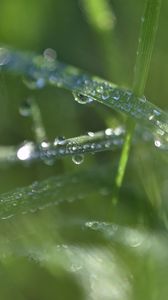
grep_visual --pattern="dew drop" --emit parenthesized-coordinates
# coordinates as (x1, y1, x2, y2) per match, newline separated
(0, 48, 10, 66)
(72, 154, 84, 165)
(19, 99, 32, 117)
(88, 131, 95, 137)
(105, 128, 113, 136)
(73, 92, 93, 104)
(102, 91, 110, 100)
(96, 86, 104, 94)
(41, 141, 50, 149)
(112, 90, 120, 101)
(17, 142, 35, 161)
(23, 76, 46, 90)
(54, 136, 66, 146)
(149, 114, 154, 121)
(154, 139, 162, 148)
(43, 48, 57, 62)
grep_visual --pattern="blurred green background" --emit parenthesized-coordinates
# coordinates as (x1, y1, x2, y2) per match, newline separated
(0, 0, 168, 299)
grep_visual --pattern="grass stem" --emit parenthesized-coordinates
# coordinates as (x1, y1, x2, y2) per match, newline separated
(113, 0, 162, 203)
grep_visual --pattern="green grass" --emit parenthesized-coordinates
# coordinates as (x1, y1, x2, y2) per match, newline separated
(0, 1, 168, 299)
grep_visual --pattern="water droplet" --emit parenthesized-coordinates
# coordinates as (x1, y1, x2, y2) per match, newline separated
(149, 114, 154, 121)
(112, 90, 120, 101)
(114, 126, 124, 136)
(154, 139, 162, 148)
(153, 109, 161, 116)
(19, 99, 32, 117)
(17, 142, 35, 161)
(54, 136, 66, 146)
(96, 86, 104, 94)
(43, 48, 57, 62)
(105, 128, 113, 136)
(0, 48, 10, 66)
(73, 92, 93, 104)
(72, 154, 84, 165)
(23, 76, 46, 90)
(41, 141, 50, 149)
(102, 91, 109, 100)
(88, 131, 95, 137)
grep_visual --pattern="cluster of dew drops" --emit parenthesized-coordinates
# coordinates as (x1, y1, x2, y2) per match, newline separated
(0, 46, 167, 164)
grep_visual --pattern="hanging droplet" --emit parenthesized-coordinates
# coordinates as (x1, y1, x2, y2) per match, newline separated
(23, 76, 46, 90)
(72, 154, 84, 165)
(43, 48, 57, 62)
(17, 142, 35, 161)
(19, 99, 32, 117)
(102, 91, 110, 100)
(0, 48, 10, 66)
(73, 92, 93, 104)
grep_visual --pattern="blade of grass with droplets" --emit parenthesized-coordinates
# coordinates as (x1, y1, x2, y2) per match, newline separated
(0, 127, 125, 165)
(113, 0, 162, 203)
(0, 42, 167, 148)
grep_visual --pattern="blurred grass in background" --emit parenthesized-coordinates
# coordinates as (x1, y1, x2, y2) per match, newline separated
(0, 0, 168, 299)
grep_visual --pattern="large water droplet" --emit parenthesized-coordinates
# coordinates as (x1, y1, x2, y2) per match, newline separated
(17, 142, 35, 161)
(72, 154, 84, 165)
(73, 92, 93, 104)
(0, 48, 10, 66)
(43, 48, 57, 62)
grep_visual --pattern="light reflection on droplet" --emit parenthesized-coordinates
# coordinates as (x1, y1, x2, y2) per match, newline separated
(88, 131, 95, 137)
(17, 142, 34, 161)
(41, 141, 50, 149)
(105, 128, 113, 136)
(154, 139, 162, 148)
(73, 92, 93, 104)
